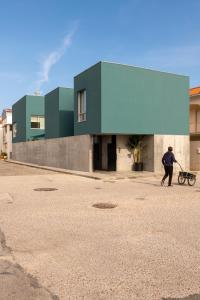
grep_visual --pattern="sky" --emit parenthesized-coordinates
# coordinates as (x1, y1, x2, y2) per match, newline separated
(0, 0, 200, 112)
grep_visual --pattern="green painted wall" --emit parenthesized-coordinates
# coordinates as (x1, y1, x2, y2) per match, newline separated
(45, 87, 74, 139)
(74, 62, 101, 135)
(101, 62, 189, 135)
(74, 62, 189, 136)
(12, 95, 45, 143)
(26, 95, 45, 140)
(12, 97, 26, 143)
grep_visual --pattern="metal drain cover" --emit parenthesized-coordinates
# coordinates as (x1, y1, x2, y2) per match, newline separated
(92, 202, 117, 209)
(34, 188, 58, 192)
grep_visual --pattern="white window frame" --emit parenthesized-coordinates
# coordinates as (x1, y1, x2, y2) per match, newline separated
(30, 116, 45, 129)
(78, 90, 86, 122)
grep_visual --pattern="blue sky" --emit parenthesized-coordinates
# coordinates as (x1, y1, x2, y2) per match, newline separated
(0, 0, 200, 112)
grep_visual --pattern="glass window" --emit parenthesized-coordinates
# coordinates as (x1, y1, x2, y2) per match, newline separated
(78, 90, 86, 122)
(13, 123, 17, 138)
(31, 116, 45, 129)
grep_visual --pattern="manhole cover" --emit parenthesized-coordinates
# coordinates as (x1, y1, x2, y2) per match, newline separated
(34, 188, 58, 192)
(135, 197, 145, 200)
(92, 202, 117, 209)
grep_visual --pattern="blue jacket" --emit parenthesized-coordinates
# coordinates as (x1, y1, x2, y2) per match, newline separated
(162, 151, 177, 167)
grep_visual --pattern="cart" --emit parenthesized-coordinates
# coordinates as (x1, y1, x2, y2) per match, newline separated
(177, 163, 196, 186)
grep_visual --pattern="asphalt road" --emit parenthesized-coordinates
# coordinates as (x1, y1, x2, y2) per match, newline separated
(0, 161, 59, 299)
(1, 160, 200, 300)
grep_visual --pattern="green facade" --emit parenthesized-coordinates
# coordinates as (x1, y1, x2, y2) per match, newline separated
(45, 87, 74, 139)
(12, 95, 45, 143)
(74, 62, 189, 136)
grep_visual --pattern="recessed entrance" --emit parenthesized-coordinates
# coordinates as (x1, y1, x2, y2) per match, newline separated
(93, 135, 116, 171)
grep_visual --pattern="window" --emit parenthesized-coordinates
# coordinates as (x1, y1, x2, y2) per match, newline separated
(31, 116, 45, 129)
(196, 110, 200, 132)
(78, 90, 86, 122)
(13, 123, 17, 138)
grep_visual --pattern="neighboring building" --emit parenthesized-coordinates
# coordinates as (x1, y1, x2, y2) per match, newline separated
(0, 117, 3, 153)
(45, 87, 74, 139)
(2, 109, 12, 158)
(190, 86, 200, 170)
(74, 61, 189, 172)
(12, 95, 45, 143)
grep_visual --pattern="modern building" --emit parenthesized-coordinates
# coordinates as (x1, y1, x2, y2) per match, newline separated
(190, 86, 200, 170)
(2, 109, 12, 158)
(74, 61, 189, 172)
(45, 87, 74, 139)
(12, 62, 190, 173)
(12, 95, 45, 143)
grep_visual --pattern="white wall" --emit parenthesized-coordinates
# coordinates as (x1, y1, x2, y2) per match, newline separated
(116, 135, 189, 173)
(154, 135, 190, 173)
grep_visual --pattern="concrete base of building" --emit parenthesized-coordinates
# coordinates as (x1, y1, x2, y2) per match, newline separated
(12, 135, 93, 172)
(190, 140, 200, 171)
(12, 134, 189, 174)
(116, 134, 189, 173)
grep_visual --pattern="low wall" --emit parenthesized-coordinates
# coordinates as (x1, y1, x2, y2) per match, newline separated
(12, 135, 93, 172)
(190, 140, 200, 171)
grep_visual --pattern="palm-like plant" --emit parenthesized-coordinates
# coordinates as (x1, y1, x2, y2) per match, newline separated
(127, 135, 144, 163)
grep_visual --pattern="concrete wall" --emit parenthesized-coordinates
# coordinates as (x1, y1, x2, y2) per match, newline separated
(116, 135, 154, 172)
(154, 135, 190, 173)
(12, 135, 93, 172)
(116, 134, 189, 173)
(190, 140, 200, 171)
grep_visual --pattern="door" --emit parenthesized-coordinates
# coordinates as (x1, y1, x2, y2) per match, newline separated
(93, 136, 102, 170)
(107, 135, 116, 171)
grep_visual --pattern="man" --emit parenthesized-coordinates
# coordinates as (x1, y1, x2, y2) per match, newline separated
(161, 146, 177, 187)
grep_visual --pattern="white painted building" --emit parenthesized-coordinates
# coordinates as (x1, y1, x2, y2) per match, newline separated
(2, 109, 12, 159)
(0, 117, 3, 154)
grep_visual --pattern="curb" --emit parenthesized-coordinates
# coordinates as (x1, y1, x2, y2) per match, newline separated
(6, 160, 101, 180)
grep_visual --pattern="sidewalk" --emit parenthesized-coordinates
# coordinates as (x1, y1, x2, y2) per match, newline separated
(7, 160, 158, 180)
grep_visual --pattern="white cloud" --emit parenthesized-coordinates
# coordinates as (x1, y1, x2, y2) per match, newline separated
(35, 26, 77, 92)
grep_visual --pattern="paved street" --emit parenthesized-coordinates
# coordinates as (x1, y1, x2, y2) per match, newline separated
(0, 160, 200, 300)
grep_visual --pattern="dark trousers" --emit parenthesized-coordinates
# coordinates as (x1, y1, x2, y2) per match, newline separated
(162, 165, 173, 186)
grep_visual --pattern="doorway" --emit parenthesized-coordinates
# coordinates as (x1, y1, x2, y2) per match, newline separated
(93, 135, 116, 171)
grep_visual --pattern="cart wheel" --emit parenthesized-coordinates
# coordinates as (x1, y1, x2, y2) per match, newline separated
(188, 177, 196, 186)
(178, 174, 186, 185)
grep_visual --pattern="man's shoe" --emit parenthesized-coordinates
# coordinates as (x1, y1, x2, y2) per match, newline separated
(168, 185, 173, 187)
(161, 180, 164, 186)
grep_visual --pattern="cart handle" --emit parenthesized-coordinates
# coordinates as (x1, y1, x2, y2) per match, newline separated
(177, 162, 184, 172)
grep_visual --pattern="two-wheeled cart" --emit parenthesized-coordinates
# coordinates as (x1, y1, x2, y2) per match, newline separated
(177, 163, 196, 186)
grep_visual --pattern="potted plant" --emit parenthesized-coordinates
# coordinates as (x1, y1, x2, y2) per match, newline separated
(127, 135, 144, 171)
(0, 152, 7, 160)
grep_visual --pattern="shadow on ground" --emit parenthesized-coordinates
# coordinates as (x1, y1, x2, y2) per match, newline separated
(162, 294, 200, 300)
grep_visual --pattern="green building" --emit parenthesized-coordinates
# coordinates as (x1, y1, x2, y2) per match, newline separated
(12, 95, 45, 143)
(45, 87, 74, 139)
(74, 61, 189, 171)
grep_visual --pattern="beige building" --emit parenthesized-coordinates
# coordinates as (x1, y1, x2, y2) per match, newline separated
(190, 87, 200, 170)
(0, 117, 3, 154)
(2, 109, 12, 159)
